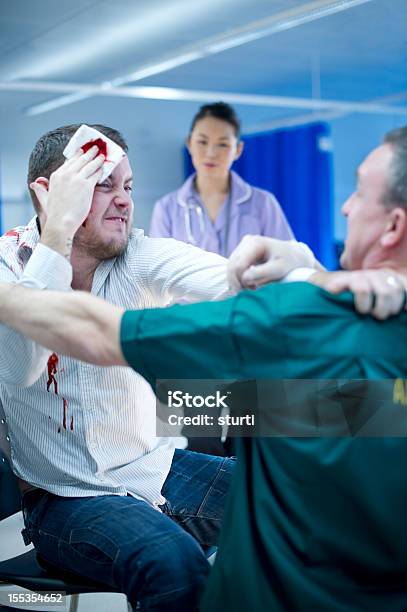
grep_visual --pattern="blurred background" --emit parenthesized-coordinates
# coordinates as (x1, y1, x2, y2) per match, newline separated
(1, 0, 406, 267)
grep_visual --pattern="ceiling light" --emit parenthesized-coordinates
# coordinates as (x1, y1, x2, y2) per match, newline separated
(2, 80, 405, 117)
(25, 0, 374, 116)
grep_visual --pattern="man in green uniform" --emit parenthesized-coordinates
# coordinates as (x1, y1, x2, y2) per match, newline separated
(1, 128, 407, 610)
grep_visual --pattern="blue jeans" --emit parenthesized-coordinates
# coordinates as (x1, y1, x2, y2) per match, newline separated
(22, 449, 235, 611)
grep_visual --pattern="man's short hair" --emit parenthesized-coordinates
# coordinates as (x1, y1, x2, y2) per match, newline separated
(27, 124, 128, 213)
(383, 126, 407, 209)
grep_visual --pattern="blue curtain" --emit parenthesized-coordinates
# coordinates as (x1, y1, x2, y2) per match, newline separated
(184, 122, 335, 269)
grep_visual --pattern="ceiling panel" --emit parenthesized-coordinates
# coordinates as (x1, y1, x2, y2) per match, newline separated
(0, 0, 301, 81)
(0, 0, 406, 189)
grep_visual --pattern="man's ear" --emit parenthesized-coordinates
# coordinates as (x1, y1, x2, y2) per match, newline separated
(29, 177, 49, 215)
(234, 140, 244, 162)
(381, 207, 406, 247)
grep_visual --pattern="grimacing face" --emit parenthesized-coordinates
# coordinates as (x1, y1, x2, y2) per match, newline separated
(73, 156, 134, 260)
(187, 116, 243, 180)
(340, 144, 394, 270)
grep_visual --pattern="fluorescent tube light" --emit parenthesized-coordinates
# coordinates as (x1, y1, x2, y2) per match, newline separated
(25, 0, 374, 116)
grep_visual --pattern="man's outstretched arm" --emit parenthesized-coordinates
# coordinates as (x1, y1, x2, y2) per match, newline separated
(0, 283, 126, 367)
(0, 279, 240, 383)
(2, 280, 406, 390)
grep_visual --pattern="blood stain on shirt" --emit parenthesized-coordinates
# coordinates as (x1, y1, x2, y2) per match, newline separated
(63, 398, 68, 431)
(4, 229, 20, 241)
(46, 353, 72, 432)
(47, 353, 59, 394)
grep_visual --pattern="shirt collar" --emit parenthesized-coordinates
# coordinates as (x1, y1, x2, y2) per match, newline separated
(177, 170, 252, 207)
(21, 215, 40, 246)
(176, 174, 197, 206)
(229, 170, 252, 205)
(4, 215, 40, 256)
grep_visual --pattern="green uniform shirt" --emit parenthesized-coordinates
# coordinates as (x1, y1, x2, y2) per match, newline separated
(121, 283, 407, 612)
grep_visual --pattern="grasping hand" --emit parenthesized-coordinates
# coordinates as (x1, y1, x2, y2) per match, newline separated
(30, 145, 105, 234)
(227, 235, 317, 292)
(309, 269, 407, 319)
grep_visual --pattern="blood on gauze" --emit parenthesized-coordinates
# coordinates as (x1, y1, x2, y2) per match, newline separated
(82, 138, 107, 157)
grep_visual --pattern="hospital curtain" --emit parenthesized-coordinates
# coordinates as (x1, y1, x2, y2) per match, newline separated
(184, 122, 336, 269)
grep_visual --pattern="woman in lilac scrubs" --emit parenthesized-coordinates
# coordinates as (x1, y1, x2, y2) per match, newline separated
(150, 102, 293, 257)
(150, 103, 294, 456)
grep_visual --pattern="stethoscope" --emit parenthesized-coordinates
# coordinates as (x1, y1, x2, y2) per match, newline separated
(179, 185, 232, 257)
(180, 198, 205, 246)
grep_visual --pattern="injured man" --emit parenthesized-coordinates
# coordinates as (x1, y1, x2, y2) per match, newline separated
(1, 126, 407, 611)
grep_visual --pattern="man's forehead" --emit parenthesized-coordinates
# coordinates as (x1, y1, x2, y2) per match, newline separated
(110, 155, 133, 181)
(359, 143, 394, 180)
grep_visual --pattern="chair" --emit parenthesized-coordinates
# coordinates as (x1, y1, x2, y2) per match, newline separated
(0, 408, 130, 612)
